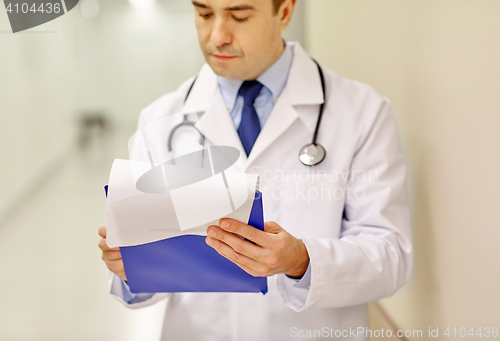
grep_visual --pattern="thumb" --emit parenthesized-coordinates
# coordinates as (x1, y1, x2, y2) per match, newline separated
(264, 221, 283, 234)
(98, 225, 107, 238)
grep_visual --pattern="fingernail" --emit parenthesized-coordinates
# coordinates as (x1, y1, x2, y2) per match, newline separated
(220, 221, 229, 229)
(206, 237, 213, 245)
(208, 230, 217, 237)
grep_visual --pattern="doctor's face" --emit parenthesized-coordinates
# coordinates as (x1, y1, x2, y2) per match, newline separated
(192, 0, 295, 81)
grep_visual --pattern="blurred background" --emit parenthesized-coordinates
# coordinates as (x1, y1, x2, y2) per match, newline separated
(0, 0, 498, 340)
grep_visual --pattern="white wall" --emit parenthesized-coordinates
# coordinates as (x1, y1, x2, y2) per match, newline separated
(307, 0, 500, 336)
(282, 0, 307, 48)
(0, 8, 78, 220)
(0, 0, 205, 220)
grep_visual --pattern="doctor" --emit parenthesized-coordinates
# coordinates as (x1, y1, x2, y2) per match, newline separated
(98, 0, 413, 340)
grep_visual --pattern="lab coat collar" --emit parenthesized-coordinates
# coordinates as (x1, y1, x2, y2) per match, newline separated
(244, 41, 325, 167)
(281, 41, 325, 134)
(182, 63, 218, 113)
(285, 41, 324, 108)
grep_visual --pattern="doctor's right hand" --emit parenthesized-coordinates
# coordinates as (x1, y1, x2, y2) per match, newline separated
(98, 225, 127, 281)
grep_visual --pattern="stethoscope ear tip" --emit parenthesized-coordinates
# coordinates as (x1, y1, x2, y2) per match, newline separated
(299, 143, 326, 166)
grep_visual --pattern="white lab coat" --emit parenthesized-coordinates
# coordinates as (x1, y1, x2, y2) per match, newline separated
(109, 42, 413, 341)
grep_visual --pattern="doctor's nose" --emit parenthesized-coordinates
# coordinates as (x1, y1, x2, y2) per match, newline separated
(210, 19, 232, 47)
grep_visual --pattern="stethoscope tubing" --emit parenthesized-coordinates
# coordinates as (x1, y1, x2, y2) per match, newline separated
(170, 57, 327, 166)
(311, 59, 326, 146)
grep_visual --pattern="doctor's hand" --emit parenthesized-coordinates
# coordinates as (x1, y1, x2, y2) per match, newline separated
(206, 219, 310, 278)
(98, 225, 127, 281)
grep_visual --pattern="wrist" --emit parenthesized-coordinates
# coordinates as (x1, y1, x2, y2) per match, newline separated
(284, 240, 309, 278)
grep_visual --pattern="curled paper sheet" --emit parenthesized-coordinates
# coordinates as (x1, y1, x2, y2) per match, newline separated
(106, 158, 259, 247)
(106, 143, 259, 248)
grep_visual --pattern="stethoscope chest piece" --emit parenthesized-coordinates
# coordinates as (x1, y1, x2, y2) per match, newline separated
(299, 143, 326, 166)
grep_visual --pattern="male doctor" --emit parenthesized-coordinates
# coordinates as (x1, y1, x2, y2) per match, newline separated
(98, 0, 413, 340)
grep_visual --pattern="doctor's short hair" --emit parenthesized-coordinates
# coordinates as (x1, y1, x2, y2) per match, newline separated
(272, 0, 284, 14)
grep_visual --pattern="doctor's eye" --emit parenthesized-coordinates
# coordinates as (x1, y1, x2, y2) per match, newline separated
(232, 16, 249, 22)
(199, 13, 213, 19)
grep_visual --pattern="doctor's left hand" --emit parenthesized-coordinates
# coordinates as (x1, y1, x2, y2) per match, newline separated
(206, 219, 310, 278)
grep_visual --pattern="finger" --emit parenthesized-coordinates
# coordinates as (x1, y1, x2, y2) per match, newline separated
(107, 259, 126, 278)
(263, 221, 283, 234)
(98, 238, 120, 252)
(98, 225, 107, 238)
(102, 250, 122, 261)
(218, 219, 270, 247)
(232, 259, 265, 277)
(205, 236, 265, 272)
(207, 226, 263, 261)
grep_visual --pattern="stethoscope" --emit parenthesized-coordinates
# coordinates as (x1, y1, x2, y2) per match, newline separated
(168, 58, 327, 166)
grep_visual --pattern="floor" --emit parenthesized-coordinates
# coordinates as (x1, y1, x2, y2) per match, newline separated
(0, 128, 167, 341)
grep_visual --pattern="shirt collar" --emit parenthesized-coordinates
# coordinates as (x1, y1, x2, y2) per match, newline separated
(257, 40, 293, 100)
(217, 41, 294, 109)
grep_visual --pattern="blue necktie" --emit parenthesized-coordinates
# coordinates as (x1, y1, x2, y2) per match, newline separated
(237, 80, 264, 156)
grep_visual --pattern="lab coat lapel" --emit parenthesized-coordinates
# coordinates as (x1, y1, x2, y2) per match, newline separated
(182, 64, 247, 164)
(245, 42, 325, 169)
(245, 89, 299, 168)
(197, 93, 247, 163)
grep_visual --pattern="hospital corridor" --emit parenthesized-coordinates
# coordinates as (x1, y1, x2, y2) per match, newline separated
(1, 0, 499, 340)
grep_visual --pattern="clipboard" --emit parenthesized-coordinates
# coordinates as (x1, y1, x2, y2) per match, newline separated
(105, 185, 268, 294)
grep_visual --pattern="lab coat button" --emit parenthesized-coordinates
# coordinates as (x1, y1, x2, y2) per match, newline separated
(307, 302, 316, 310)
(306, 284, 311, 289)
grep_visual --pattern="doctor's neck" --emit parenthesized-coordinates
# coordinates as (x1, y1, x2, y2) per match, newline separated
(244, 39, 285, 80)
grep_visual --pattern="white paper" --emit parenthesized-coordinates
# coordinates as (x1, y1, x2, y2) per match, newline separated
(106, 159, 259, 248)
(106, 110, 258, 248)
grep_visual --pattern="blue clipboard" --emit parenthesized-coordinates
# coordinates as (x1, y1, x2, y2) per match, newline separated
(105, 185, 268, 294)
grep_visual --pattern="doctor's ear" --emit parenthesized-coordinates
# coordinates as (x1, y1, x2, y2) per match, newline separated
(276, 0, 296, 32)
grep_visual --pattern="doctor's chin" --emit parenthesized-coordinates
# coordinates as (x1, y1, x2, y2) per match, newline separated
(2, 0, 499, 340)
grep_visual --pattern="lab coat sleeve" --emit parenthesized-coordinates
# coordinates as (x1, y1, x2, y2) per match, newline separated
(279, 98, 413, 312)
(276, 262, 312, 311)
(108, 271, 171, 309)
(286, 261, 313, 289)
